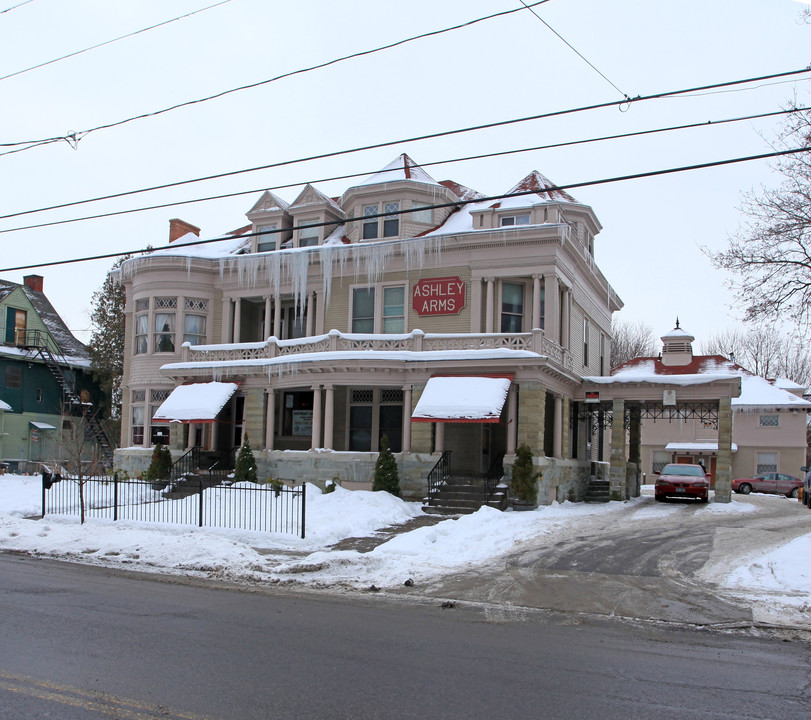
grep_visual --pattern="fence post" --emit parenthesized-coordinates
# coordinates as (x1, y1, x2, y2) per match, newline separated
(113, 472, 119, 522)
(300, 482, 306, 539)
(41, 474, 46, 519)
(199, 476, 204, 527)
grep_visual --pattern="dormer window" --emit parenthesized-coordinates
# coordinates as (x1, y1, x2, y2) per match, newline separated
(500, 214, 530, 227)
(256, 224, 277, 252)
(298, 221, 319, 247)
(362, 202, 400, 239)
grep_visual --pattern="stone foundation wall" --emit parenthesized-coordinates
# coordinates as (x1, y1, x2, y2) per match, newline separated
(503, 455, 594, 505)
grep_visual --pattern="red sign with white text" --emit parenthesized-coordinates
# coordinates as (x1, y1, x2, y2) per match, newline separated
(412, 276, 466, 316)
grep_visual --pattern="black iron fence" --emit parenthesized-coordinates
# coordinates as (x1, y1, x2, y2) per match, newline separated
(41, 473, 306, 537)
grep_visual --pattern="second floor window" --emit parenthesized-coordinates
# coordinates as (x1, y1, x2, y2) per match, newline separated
(134, 312, 148, 354)
(501, 282, 524, 333)
(352, 285, 405, 333)
(583, 318, 590, 367)
(183, 314, 206, 345)
(352, 288, 375, 332)
(362, 202, 400, 239)
(154, 312, 175, 353)
(759, 414, 779, 427)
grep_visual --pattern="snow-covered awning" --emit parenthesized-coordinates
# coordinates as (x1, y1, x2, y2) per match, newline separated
(29, 421, 56, 430)
(152, 382, 238, 424)
(665, 442, 738, 453)
(412, 375, 512, 423)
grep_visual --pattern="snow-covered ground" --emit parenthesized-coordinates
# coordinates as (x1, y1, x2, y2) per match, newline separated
(1, 474, 809, 628)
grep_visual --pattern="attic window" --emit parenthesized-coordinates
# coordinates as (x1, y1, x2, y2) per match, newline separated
(257, 224, 277, 252)
(500, 214, 530, 227)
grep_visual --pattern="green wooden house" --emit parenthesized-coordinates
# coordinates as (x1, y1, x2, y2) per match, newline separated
(0, 275, 108, 472)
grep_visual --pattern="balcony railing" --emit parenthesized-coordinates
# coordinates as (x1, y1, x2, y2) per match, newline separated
(180, 328, 572, 370)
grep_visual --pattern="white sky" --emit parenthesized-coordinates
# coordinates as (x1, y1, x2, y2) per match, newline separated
(1, 0, 809, 348)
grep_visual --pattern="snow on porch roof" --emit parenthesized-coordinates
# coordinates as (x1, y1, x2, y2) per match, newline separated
(412, 375, 512, 423)
(665, 442, 738, 453)
(152, 382, 238, 424)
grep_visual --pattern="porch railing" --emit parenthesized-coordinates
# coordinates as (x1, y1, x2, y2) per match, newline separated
(181, 328, 572, 371)
(208, 447, 237, 483)
(170, 446, 201, 485)
(426, 451, 451, 504)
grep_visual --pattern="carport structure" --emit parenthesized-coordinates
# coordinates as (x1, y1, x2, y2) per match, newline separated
(580, 374, 742, 502)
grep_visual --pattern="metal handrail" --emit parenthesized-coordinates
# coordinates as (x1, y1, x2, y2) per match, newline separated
(483, 452, 505, 502)
(426, 451, 451, 503)
(208, 447, 237, 483)
(170, 446, 201, 484)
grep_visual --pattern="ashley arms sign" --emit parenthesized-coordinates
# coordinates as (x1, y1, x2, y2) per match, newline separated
(412, 277, 466, 316)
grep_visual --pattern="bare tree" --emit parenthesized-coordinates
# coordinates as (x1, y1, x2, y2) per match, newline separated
(610, 318, 657, 369)
(712, 106, 811, 327)
(57, 410, 107, 524)
(701, 324, 811, 387)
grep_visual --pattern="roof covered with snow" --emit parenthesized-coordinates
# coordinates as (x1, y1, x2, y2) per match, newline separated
(355, 153, 441, 187)
(607, 355, 811, 410)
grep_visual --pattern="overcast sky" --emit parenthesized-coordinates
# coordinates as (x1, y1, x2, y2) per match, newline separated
(1, 0, 809, 351)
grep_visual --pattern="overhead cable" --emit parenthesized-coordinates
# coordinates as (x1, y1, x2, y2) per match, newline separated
(0, 0, 233, 83)
(0, 107, 800, 235)
(0, 1, 553, 152)
(1, 145, 808, 273)
(1, 66, 807, 219)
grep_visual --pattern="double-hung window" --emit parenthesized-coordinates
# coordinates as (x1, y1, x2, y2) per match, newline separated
(131, 390, 145, 445)
(257, 224, 277, 252)
(361, 202, 400, 239)
(757, 452, 778, 474)
(134, 298, 149, 354)
(383, 201, 399, 237)
(501, 282, 524, 333)
(153, 297, 177, 353)
(183, 298, 208, 345)
(352, 285, 406, 333)
(583, 318, 590, 367)
(362, 205, 378, 239)
(298, 221, 319, 247)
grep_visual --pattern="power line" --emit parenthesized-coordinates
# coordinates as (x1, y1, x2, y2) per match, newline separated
(518, 0, 628, 99)
(0, 107, 799, 235)
(0, 0, 35, 14)
(0, 1, 554, 153)
(1, 66, 807, 222)
(1, 145, 807, 274)
(0, 0, 233, 83)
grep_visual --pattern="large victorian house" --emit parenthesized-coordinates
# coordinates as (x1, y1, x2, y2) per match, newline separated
(116, 154, 624, 502)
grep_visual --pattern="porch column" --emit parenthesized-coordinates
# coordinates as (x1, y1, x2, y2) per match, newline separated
(264, 296, 272, 339)
(561, 286, 571, 349)
(265, 390, 275, 450)
(187, 423, 197, 449)
(507, 384, 517, 454)
(553, 395, 563, 458)
(314, 292, 325, 335)
(544, 275, 559, 344)
(609, 398, 626, 501)
(311, 385, 322, 449)
(305, 292, 314, 336)
(471, 278, 483, 332)
(323, 385, 334, 450)
(715, 398, 733, 503)
(273, 296, 282, 340)
(222, 298, 233, 343)
(434, 421, 445, 453)
(233, 298, 242, 343)
(532, 274, 542, 330)
(208, 420, 216, 451)
(402, 385, 412, 453)
(485, 278, 494, 334)
(628, 404, 641, 498)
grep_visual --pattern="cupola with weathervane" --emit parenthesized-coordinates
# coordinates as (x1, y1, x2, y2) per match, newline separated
(660, 318, 695, 367)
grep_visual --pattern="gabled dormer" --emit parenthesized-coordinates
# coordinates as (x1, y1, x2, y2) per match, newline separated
(341, 154, 461, 243)
(246, 191, 293, 252)
(288, 184, 346, 248)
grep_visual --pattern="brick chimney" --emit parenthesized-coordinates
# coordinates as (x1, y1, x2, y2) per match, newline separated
(23, 274, 43, 293)
(169, 218, 201, 244)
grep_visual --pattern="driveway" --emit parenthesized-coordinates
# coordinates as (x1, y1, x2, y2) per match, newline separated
(392, 491, 811, 628)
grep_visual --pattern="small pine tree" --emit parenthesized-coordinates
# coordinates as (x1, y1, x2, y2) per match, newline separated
(144, 443, 172, 482)
(233, 434, 258, 484)
(373, 435, 401, 497)
(511, 443, 541, 504)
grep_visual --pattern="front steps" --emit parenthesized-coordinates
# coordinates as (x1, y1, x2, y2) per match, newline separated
(423, 475, 507, 515)
(584, 477, 611, 503)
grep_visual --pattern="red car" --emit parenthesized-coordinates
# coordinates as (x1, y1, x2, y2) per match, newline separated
(731, 472, 802, 498)
(654, 463, 709, 503)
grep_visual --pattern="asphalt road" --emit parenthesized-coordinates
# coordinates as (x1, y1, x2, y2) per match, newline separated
(407, 493, 811, 626)
(1, 553, 810, 720)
